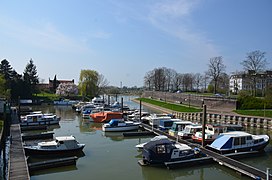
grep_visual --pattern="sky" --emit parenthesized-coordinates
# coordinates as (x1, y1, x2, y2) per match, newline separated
(0, 0, 271, 87)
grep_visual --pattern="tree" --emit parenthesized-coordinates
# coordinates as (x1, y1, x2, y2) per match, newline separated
(241, 50, 268, 96)
(53, 75, 57, 92)
(79, 69, 99, 98)
(96, 73, 109, 95)
(23, 59, 39, 97)
(0, 74, 6, 98)
(0, 59, 13, 89)
(207, 56, 226, 94)
(56, 83, 78, 96)
(241, 50, 267, 73)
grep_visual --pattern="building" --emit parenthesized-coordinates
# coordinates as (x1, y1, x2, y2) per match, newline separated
(229, 71, 272, 94)
(37, 76, 75, 92)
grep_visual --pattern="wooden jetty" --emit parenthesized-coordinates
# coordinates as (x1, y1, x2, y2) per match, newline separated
(8, 123, 30, 180)
(28, 156, 78, 173)
(139, 123, 272, 180)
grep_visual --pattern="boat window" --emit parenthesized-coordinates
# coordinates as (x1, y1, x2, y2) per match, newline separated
(156, 145, 166, 154)
(214, 129, 218, 133)
(219, 129, 224, 133)
(259, 138, 264, 143)
(246, 136, 252, 141)
(59, 141, 64, 144)
(234, 138, 240, 146)
(254, 140, 258, 144)
(241, 137, 246, 145)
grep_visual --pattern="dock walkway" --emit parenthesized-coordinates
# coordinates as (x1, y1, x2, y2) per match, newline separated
(8, 111, 30, 180)
(140, 123, 272, 180)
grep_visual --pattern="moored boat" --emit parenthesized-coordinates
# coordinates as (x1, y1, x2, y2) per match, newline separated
(24, 135, 85, 156)
(168, 121, 194, 136)
(141, 137, 201, 165)
(20, 113, 60, 126)
(90, 111, 123, 123)
(191, 124, 227, 144)
(206, 131, 270, 154)
(102, 119, 140, 132)
(135, 135, 168, 150)
(178, 124, 202, 139)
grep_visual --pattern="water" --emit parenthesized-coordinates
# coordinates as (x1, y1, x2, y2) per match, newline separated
(28, 96, 272, 180)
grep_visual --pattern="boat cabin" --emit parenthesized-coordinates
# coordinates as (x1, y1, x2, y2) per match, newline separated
(159, 119, 181, 132)
(178, 124, 202, 139)
(168, 121, 194, 136)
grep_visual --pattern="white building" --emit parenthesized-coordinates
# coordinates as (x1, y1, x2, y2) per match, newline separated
(229, 71, 272, 94)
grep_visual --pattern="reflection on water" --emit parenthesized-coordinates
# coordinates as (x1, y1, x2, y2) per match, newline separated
(29, 96, 272, 180)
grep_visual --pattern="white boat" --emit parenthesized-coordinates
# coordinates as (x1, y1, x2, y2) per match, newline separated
(24, 135, 85, 155)
(168, 121, 194, 136)
(53, 99, 77, 105)
(20, 113, 60, 126)
(102, 119, 140, 132)
(141, 137, 201, 165)
(206, 131, 269, 154)
(135, 135, 168, 150)
(178, 124, 202, 139)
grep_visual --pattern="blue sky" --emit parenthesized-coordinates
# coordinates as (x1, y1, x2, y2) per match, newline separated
(0, 0, 271, 87)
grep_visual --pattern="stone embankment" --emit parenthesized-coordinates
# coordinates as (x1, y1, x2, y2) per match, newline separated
(135, 99, 272, 129)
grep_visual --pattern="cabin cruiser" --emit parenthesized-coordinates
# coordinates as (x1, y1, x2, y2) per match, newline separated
(168, 121, 194, 136)
(24, 135, 85, 155)
(102, 119, 140, 132)
(20, 112, 60, 126)
(192, 124, 228, 144)
(159, 119, 181, 132)
(141, 137, 201, 164)
(206, 131, 269, 154)
(178, 124, 202, 139)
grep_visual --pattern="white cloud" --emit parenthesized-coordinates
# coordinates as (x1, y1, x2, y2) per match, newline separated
(0, 17, 90, 53)
(148, 0, 220, 58)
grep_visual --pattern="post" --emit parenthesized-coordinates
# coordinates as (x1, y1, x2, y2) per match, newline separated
(108, 95, 110, 105)
(121, 97, 123, 113)
(267, 168, 270, 180)
(115, 94, 118, 102)
(139, 100, 142, 123)
(202, 104, 207, 147)
(189, 94, 191, 108)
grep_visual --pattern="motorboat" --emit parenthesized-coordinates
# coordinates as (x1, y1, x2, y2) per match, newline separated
(168, 121, 194, 136)
(192, 124, 227, 144)
(178, 124, 202, 139)
(206, 131, 269, 154)
(20, 112, 60, 126)
(24, 135, 85, 155)
(135, 135, 168, 150)
(159, 119, 181, 132)
(141, 137, 201, 165)
(143, 114, 172, 127)
(102, 119, 140, 132)
(90, 111, 123, 123)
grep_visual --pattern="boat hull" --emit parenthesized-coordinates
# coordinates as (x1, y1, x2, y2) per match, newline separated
(102, 125, 139, 132)
(24, 145, 85, 156)
(20, 120, 60, 126)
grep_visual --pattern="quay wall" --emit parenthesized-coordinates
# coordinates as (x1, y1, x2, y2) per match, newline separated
(171, 112, 272, 129)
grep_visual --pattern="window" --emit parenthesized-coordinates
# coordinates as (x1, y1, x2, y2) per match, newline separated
(241, 137, 246, 145)
(234, 138, 240, 146)
(156, 145, 166, 154)
(246, 136, 252, 141)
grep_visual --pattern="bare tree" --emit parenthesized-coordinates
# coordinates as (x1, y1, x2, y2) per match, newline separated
(172, 73, 183, 91)
(194, 73, 202, 92)
(241, 50, 267, 73)
(241, 50, 268, 96)
(182, 73, 194, 92)
(207, 56, 226, 94)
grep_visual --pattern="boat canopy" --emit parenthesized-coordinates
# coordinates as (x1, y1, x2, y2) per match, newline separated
(209, 134, 233, 150)
(143, 138, 174, 150)
(56, 136, 76, 141)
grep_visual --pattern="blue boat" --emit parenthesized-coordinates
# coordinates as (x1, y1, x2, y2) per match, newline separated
(206, 131, 269, 154)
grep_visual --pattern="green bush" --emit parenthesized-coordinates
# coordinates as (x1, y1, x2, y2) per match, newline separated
(237, 94, 272, 110)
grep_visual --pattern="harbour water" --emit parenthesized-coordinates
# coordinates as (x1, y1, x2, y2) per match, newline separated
(27, 96, 272, 180)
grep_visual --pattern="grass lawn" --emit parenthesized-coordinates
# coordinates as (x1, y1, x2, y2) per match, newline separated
(234, 110, 272, 118)
(137, 98, 202, 113)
